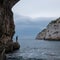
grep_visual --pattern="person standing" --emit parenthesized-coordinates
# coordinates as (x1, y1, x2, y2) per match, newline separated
(16, 36, 18, 42)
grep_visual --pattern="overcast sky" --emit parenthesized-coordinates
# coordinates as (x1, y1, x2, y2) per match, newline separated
(12, 0, 60, 18)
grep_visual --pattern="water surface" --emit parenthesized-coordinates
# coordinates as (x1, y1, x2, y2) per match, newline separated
(7, 39, 60, 60)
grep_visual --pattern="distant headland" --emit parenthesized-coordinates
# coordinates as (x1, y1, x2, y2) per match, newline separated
(36, 17, 60, 41)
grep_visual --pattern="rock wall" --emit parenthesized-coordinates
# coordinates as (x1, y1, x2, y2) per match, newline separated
(0, 0, 19, 43)
(0, 0, 20, 60)
(36, 17, 60, 40)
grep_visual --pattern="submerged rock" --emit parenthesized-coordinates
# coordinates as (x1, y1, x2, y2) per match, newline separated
(36, 17, 60, 40)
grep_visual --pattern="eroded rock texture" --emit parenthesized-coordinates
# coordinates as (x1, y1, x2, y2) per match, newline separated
(0, 0, 20, 59)
(0, 0, 19, 43)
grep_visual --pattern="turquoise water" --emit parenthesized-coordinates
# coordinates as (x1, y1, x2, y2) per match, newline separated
(7, 39, 60, 60)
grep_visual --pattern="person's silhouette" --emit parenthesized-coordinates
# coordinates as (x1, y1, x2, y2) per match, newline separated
(16, 36, 18, 42)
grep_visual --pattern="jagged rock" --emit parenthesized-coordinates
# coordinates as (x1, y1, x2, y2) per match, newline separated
(36, 17, 60, 40)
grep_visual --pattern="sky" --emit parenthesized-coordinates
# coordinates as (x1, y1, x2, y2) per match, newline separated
(13, 14, 55, 39)
(12, 0, 59, 39)
(12, 0, 60, 18)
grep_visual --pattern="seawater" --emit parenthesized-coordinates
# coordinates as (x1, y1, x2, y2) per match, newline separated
(7, 39, 60, 60)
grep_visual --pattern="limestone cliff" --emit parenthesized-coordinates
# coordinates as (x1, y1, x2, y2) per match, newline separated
(36, 17, 60, 40)
(36, 29, 46, 40)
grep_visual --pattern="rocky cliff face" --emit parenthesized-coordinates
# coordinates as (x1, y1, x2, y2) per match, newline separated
(36, 29, 46, 40)
(36, 17, 60, 40)
(0, 0, 20, 59)
(0, 0, 19, 43)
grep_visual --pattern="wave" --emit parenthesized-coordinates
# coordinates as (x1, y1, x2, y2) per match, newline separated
(6, 56, 46, 60)
(6, 41, 60, 60)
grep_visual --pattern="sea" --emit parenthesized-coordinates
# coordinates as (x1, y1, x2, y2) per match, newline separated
(6, 39, 60, 60)
(6, 16, 59, 60)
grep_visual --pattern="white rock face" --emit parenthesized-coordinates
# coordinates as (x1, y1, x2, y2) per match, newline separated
(36, 17, 60, 40)
(36, 29, 46, 40)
